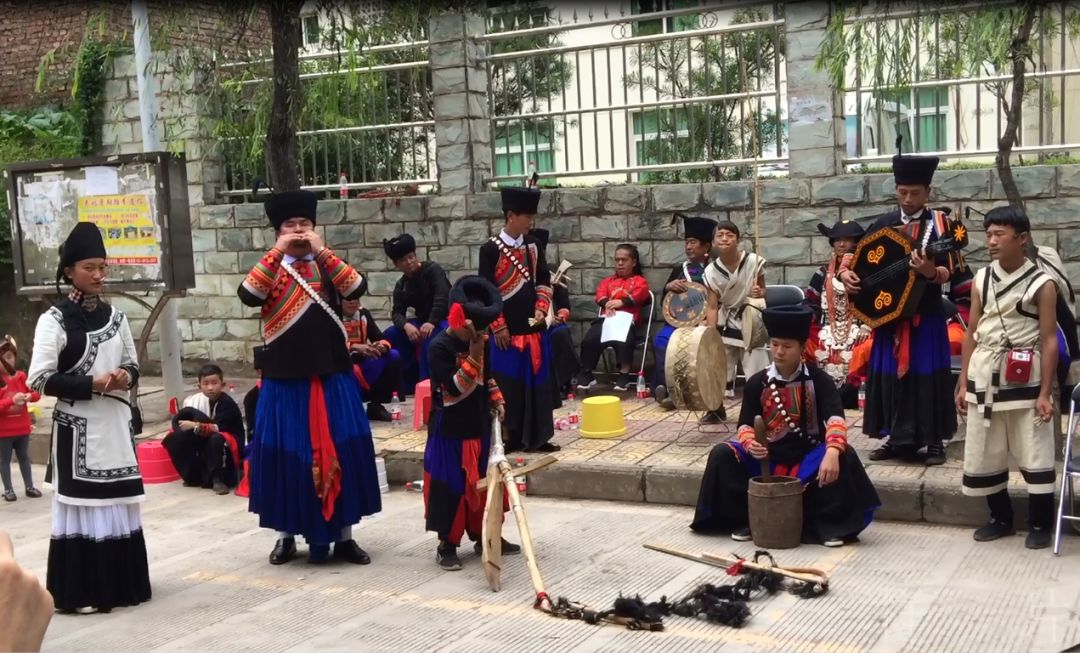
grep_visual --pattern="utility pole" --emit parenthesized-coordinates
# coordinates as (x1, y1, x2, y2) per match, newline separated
(131, 0, 185, 408)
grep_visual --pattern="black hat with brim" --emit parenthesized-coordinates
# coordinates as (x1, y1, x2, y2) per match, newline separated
(816, 219, 865, 243)
(501, 187, 541, 215)
(265, 190, 318, 230)
(57, 221, 108, 282)
(679, 215, 718, 243)
(762, 304, 814, 344)
(383, 233, 417, 261)
(893, 154, 939, 186)
(449, 275, 504, 331)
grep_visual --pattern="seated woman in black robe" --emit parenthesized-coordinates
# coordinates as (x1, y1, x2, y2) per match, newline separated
(690, 304, 880, 547)
(162, 364, 246, 495)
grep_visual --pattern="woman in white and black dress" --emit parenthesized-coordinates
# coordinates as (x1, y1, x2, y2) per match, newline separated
(27, 222, 150, 614)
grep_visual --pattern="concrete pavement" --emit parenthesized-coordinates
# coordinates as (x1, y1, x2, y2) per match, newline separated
(25, 376, 1062, 528)
(4, 471, 1080, 653)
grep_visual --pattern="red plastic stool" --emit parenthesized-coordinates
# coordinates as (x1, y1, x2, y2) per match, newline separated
(136, 440, 180, 484)
(412, 379, 433, 431)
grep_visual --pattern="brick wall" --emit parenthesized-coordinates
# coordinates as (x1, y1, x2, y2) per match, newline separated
(114, 166, 1079, 375)
(0, 1, 268, 110)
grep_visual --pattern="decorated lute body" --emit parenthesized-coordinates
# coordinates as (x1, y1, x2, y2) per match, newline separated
(849, 212, 968, 329)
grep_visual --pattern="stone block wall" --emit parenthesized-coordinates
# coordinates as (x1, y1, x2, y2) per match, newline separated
(117, 164, 1080, 374)
(99, 53, 223, 209)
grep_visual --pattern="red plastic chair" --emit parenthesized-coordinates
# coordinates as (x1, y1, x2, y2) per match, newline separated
(412, 379, 432, 431)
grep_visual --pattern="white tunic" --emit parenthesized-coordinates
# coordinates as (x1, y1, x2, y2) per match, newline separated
(965, 260, 1053, 420)
(28, 305, 144, 507)
(704, 250, 766, 349)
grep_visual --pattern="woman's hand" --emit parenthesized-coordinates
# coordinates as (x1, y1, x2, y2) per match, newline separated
(817, 448, 842, 486)
(745, 440, 768, 460)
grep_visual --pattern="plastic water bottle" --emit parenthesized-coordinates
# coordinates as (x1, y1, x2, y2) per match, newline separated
(405, 479, 424, 492)
(636, 373, 649, 399)
(338, 172, 349, 199)
(858, 385, 866, 410)
(390, 392, 402, 421)
(566, 393, 579, 428)
(514, 457, 527, 494)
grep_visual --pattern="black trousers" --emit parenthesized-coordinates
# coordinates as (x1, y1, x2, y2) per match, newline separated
(580, 320, 638, 373)
(162, 429, 238, 488)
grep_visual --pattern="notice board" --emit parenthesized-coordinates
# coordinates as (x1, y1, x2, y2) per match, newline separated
(3, 152, 195, 295)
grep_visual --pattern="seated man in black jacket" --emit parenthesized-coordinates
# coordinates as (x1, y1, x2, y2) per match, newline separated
(382, 234, 452, 395)
(162, 364, 246, 495)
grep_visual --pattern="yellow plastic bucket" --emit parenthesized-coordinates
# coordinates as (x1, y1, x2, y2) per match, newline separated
(579, 395, 627, 438)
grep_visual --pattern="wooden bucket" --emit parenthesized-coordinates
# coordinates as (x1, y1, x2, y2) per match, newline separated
(747, 475, 803, 549)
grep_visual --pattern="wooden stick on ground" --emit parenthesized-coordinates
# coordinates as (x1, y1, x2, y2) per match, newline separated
(642, 541, 829, 587)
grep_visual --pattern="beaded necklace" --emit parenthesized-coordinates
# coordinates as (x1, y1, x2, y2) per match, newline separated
(765, 365, 811, 442)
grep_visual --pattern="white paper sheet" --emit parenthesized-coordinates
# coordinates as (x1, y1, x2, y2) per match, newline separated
(84, 166, 119, 196)
(601, 310, 634, 343)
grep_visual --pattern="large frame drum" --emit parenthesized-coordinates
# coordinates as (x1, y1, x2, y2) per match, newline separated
(665, 326, 727, 412)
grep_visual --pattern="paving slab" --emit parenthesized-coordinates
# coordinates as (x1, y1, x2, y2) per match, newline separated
(5, 478, 1080, 653)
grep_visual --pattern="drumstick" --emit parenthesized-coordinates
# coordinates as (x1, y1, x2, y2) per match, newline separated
(753, 415, 770, 479)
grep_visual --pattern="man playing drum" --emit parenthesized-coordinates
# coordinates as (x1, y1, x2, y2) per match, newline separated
(653, 214, 716, 411)
(703, 220, 769, 424)
(690, 305, 880, 547)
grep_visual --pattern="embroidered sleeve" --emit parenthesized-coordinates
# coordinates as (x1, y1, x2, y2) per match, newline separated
(28, 310, 92, 402)
(316, 248, 364, 299)
(535, 284, 553, 315)
(556, 308, 571, 321)
(825, 416, 847, 450)
(534, 240, 553, 314)
(737, 424, 756, 447)
(240, 248, 284, 306)
(487, 378, 504, 405)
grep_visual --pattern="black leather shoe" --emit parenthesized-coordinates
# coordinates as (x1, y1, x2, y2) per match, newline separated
(474, 538, 521, 556)
(868, 443, 913, 461)
(269, 537, 297, 565)
(333, 539, 372, 564)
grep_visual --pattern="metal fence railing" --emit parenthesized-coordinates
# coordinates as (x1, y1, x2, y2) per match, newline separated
(839, 1, 1080, 168)
(479, 0, 787, 187)
(215, 13, 435, 199)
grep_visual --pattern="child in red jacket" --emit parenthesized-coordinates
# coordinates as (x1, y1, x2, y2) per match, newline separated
(0, 336, 41, 502)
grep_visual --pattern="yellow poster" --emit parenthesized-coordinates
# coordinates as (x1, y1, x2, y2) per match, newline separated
(76, 194, 160, 266)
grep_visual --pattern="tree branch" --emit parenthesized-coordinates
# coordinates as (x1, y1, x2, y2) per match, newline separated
(996, 2, 1036, 213)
